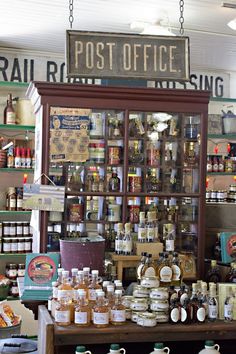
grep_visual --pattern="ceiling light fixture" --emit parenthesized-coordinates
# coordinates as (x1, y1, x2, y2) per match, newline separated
(228, 18, 236, 30)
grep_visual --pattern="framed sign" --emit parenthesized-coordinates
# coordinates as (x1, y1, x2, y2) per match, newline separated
(66, 30, 190, 81)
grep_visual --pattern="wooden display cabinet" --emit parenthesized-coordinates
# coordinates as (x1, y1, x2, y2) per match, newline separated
(27, 82, 210, 279)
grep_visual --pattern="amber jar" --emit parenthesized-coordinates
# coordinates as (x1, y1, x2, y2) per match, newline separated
(17, 263, 25, 277)
(6, 263, 17, 280)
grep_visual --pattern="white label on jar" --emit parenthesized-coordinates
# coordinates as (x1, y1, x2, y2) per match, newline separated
(180, 308, 187, 322)
(224, 304, 233, 319)
(115, 239, 123, 252)
(17, 199, 23, 208)
(9, 227, 15, 236)
(55, 310, 70, 323)
(110, 309, 126, 322)
(138, 227, 146, 241)
(137, 317, 156, 327)
(9, 269, 17, 278)
(88, 289, 97, 301)
(141, 278, 159, 288)
(123, 240, 132, 253)
(144, 267, 156, 277)
(24, 239, 32, 251)
(17, 269, 25, 277)
(130, 302, 148, 311)
(16, 225, 22, 235)
(170, 308, 179, 323)
(6, 112, 16, 124)
(159, 266, 172, 282)
(17, 241, 25, 252)
(165, 239, 174, 252)
(11, 242, 18, 252)
(57, 290, 74, 301)
(197, 307, 206, 322)
(93, 311, 109, 325)
(3, 242, 11, 252)
(150, 290, 169, 300)
(23, 225, 29, 235)
(172, 264, 181, 281)
(4, 225, 10, 236)
(11, 285, 19, 295)
(74, 311, 88, 324)
(208, 305, 218, 319)
(147, 228, 155, 241)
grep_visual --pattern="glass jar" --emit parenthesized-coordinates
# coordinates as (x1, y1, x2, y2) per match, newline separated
(137, 312, 157, 327)
(7, 187, 16, 211)
(121, 296, 133, 308)
(22, 222, 29, 236)
(11, 238, 18, 254)
(149, 287, 169, 300)
(16, 222, 23, 237)
(17, 263, 25, 277)
(3, 223, 10, 237)
(3, 238, 11, 253)
(131, 311, 140, 323)
(6, 263, 17, 280)
(140, 276, 159, 289)
(10, 281, 19, 297)
(150, 299, 169, 312)
(24, 237, 32, 253)
(9, 223, 16, 237)
(17, 238, 25, 254)
(133, 285, 150, 298)
(130, 298, 148, 311)
(153, 311, 169, 323)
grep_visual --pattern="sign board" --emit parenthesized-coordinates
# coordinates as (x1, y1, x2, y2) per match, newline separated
(66, 31, 190, 81)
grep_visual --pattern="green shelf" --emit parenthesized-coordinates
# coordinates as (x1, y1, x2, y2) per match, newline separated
(0, 81, 28, 88)
(0, 168, 34, 173)
(0, 210, 31, 215)
(207, 172, 236, 176)
(208, 134, 236, 139)
(0, 124, 35, 131)
(210, 97, 236, 103)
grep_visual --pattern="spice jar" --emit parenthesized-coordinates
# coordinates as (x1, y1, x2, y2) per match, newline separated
(6, 263, 17, 280)
(17, 264, 25, 277)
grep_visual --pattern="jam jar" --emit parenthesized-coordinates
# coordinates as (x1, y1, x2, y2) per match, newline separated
(140, 276, 159, 289)
(10, 281, 19, 297)
(137, 312, 157, 327)
(130, 298, 148, 312)
(17, 263, 25, 277)
(149, 287, 169, 300)
(6, 263, 17, 280)
(133, 285, 149, 298)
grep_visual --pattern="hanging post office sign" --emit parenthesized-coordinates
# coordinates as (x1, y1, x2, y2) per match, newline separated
(66, 30, 190, 81)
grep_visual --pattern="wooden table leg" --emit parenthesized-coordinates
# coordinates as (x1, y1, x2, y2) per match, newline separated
(117, 260, 123, 281)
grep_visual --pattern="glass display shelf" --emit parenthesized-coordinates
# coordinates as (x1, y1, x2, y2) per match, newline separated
(0, 124, 35, 131)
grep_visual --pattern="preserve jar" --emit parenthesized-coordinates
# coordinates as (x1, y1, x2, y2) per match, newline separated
(137, 312, 157, 327)
(121, 296, 133, 308)
(17, 263, 25, 277)
(130, 298, 148, 312)
(131, 311, 140, 322)
(6, 263, 17, 280)
(149, 288, 169, 300)
(133, 285, 150, 298)
(10, 281, 19, 297)
(152, 311, 169, 323)
(140, 276, 159, 289)
(150, 299, 169, 312)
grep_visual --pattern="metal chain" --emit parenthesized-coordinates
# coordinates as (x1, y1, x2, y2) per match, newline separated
(69, 0, 74, 29)
(179, 0, 184, 36)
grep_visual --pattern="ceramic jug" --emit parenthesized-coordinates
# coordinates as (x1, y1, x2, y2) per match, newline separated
(75, 345, 92, 354)
(198, 341, 220, 354)
(150, 343, 170, 354)
(107, 343, 126, 354)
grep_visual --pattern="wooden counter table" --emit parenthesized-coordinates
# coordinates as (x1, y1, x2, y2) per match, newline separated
(38, 305, 236, 354)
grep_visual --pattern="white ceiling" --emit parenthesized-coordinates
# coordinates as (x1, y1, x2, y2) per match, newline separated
(0, 0, 236, 72)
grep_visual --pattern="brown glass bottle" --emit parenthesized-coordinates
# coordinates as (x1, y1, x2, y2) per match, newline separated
(108, 169, 120, 192)
(190, 283, 199, 323)
(88, 270, 102, 305)
(169, 299, 180, 324)
(158, 253, 172, 287)
(180, 298, 192, 324)
(206, 260, 222, 283)
(4, 94, 16, 125)
(225, 263, 236, 283)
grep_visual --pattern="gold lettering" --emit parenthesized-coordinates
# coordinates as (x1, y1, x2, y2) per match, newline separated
(75, 41, 83, 69)
(169, 46, 177, 72)
(86, 42, 94, 69)
(160, 45, 167, 72)
(133, 44, 141, 71)
(96, 42, 104, 69)
(123, 44, 131, 70)
(106, 42, 116, 70)
(143, 44, 151, 72)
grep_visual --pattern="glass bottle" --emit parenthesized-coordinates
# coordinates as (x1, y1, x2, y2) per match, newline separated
(14, 147, 21, 169)
(208, 283, 218, 322)
(178, 285, 188, 306)
(180, 298, 192, 324)
(128, 140, 144, 164)
(206, 260, 222, 283)
(110, 289, 126, 325)
(158, 253, 172, 287)
(171, 252, 182, 287)
(169, 299, 180, 324)
(146, 211, 155, 243)
(91, 172, 99, 192)
(225, 263, 236, 282)
(138, 212, 147, 243)
(115, 223, 123, 255)
(68, 169, 83, 191)
(190, 283, 199, 323)
(196, 299, 206, 323)
(146, 168, 161, 193)
(74, 270, 88, 298)
(169, 285, 178, 302)
(71, 268, 78, 288)
(57, 270, 74, 302)
(141, 253, 156, 278)
(55, 296, 71, 326)
(88, 270, 102, 305)
(224, 286, 234, 322)
(93, 290, 109, 328)
(4, 93, 16, 125)
(106, 285, 115, 309)
(55, 268, 64, 287)
(136, 252, 147, 282)
(74, 289, 91, 327)
(164, 224, 176, 253)
(213, 233, 221, 261)
(122, 222, 133, 255)
(108, 169, 120, 192)
(199, 282, 208, 316)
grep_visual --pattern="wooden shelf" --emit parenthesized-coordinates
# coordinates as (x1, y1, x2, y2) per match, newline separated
(0, 168, 34, 172)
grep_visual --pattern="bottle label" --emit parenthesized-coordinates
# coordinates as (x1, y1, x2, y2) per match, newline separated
(74, 311, 88, 324)
(138, 227, 146, 241)
(180, 293, 188, 306)
(197, 307, 206, 322)
(208, 305, 218, 319)
(93, 311, 109, 325)
(170, 307, 179, 323)
(165, 239, 174, 252)
(123, 240, 132, 253)
(147, 228, 155, 242)
(6, 112, 16, 124)
(11, 242, 18, 252)
(9, 199, 16, 209)
(17, 199, 23, 209)
(24, 240, 32, 251)
(26, 158, 32, 168)
(14, 157, 21, 168)
(110, 309, 126, 322)
(57, 289, 74, 301)
(54, 310, 70, 323)
(88, 289, 97, 301)
(3, 242, 11, 252)
(159, 266, 172, 282)
(115, 239, 123, 252)
(17, 242, 25, 252)
(224, 304, 233, 319)
(48, 299, 52, 312)
(144, 267, 156, 277)
(172, 264, 181, 281)
(180, 307, 187, 322)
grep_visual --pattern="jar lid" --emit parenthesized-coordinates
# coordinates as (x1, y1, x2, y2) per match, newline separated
(141, 276, 157, 280)
(110, 344, 120, 350)
(76, 346, 86, 353)
(205, 340, 214, 347)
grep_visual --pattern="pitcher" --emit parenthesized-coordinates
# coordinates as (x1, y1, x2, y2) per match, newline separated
(150, 343, 170, 354)
(198, 340, 220, 354)
(75, 345, 92, 354)
(107, 343, 126, 354)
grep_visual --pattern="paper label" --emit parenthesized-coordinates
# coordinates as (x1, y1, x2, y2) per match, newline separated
(74, 311, 88, 324)
(110, 309, 126, 322)
(55, 310, 70, 323)
(93, 311, 109, 325)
